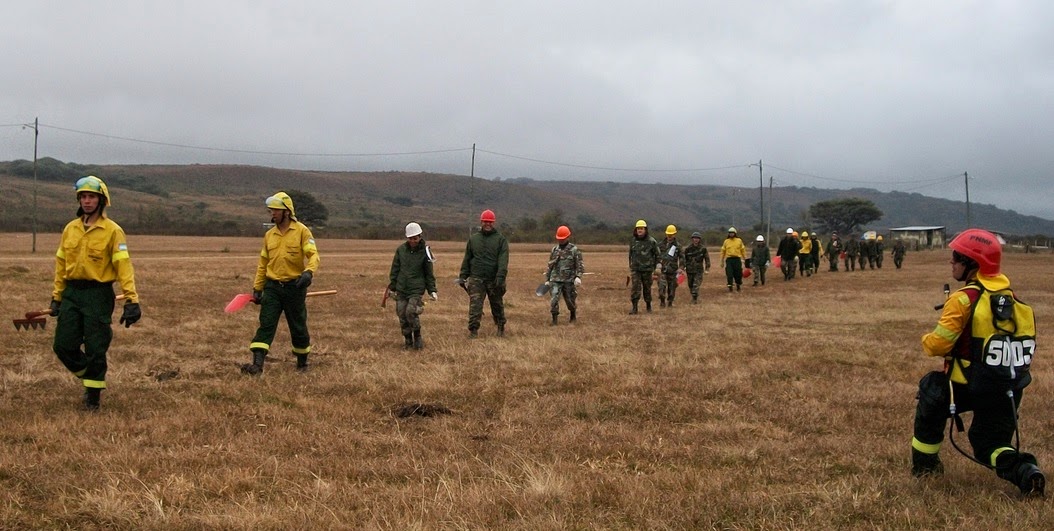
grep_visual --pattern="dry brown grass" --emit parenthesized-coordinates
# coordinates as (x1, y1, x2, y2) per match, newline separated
(2, 233, 1053, 529)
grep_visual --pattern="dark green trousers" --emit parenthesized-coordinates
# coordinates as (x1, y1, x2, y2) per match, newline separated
(53, 281, 115, 389)
(250, 280, 311, 354)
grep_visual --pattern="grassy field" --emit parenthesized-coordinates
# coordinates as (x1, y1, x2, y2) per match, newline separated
(1, 232, 1052, 529)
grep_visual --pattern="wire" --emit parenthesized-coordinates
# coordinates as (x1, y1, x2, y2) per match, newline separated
(765, 163, 960, 186)
(38, 123, 472, 158)
(477, 148, 748, 173)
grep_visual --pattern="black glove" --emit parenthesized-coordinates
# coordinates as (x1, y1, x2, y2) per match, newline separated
(252, 290, 263, 304)
(295, 271, 313, 289)
(120, 302, 141, 328)
(50, 299, 61, 317)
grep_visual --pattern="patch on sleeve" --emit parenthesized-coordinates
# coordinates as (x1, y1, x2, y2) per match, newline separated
(118, 243, 128, 252)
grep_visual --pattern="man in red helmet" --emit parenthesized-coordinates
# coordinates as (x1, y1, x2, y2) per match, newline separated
(459, 209, 509, 337)
(912, 228, 1044, 496)
(544, 225, 584, 325)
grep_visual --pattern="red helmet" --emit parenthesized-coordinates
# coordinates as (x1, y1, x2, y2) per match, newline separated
(949, 228, 1001, 275)
(555, 225, 571, 239)
(480, 209, 496, 222)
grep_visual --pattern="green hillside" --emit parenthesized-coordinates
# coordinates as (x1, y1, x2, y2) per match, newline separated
(2, 159, 1052, 242)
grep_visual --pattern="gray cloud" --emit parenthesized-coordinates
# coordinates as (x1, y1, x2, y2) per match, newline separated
(2, 1, 1052, 218)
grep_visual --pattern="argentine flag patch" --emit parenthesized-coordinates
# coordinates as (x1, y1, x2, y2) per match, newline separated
(118, 243, 128, 252)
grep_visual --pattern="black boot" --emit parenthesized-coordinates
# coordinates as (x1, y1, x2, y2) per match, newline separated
(551, 313, 558, 326)
(998, 452, 1046, 496)
(241, 349, 267, 376)
(645, 301, 652, 313)
(403, 334, 413, 349)
(83, 387, 101, 411)
(911, 449, 943, 477)
(413, 330, 423, 350)
(296, 353, 309, 372)
(569, 309, 576, 322)
(629, 301, 638, 315)
(497, 324, 505, 337)
(659, 298, 666, 308)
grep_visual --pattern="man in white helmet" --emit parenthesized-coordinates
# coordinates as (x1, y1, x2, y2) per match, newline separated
(750, 234, 770, 286)
(388, 222, 437, 349)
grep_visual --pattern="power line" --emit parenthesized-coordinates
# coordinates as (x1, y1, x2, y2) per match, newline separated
(38, 123, 472, 158)
(476, 148, 748, 173)
(765, 163, 960, 186)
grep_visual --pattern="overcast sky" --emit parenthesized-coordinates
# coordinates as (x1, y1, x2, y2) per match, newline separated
(3, 1, 1052, 219)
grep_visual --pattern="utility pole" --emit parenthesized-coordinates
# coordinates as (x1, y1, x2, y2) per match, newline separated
(767, 176, 773, 245)
(963, 171, 971, 227)
(469, 143, 476, 238)
(29, 117, 39, 253)
(756, 159, 763, 233)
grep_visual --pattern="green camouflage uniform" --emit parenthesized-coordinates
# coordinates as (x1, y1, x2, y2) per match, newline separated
(629, 229, 661, 308)
(388, 239, 437, 343)
(683, 241, 710, 300)
(459, 227, 509, 334)
(657, 237, 684, 306)
(546, 242, 584, 317)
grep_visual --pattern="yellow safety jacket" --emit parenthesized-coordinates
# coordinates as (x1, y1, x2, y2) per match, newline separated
(922, 273, 1013, 384)
(720, 237, 747, 261)
(53, 215, 138, 303)
(253, 221, 320, 290)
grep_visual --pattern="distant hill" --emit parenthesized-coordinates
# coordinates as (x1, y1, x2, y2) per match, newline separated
(2, 159, 1052, 242)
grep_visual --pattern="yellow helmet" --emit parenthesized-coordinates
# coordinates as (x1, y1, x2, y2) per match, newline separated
(877, 235, 884, 241)
(265, 191, 296, 218)
(801, 231, 809, 237)
(665, 224, 677, 235)
(635, 219, 647, 228)
(74, 175, 111, 206)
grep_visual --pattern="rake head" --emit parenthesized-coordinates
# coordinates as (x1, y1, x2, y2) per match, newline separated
(13, 310, 51, 331)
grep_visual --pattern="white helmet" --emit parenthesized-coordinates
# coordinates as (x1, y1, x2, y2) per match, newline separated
(405, 222, 423, 238)
(756, 235, 765, 242)
(786, 227, 794, 234)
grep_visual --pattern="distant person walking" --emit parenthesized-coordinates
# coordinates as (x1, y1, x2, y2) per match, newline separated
(628, 219, 661, 314)
(798, 231, 813, 278)
(874, 235, 885, 269)
(458, 209, 509, 338)
(243, 191, 320, 375)
(892, 238, 907, 269)
(545, 225, 584, 325)
(683, 232, 711, 303)
(809, 232, 822, 274)
(825, 232, 843, 272)
(657, 225, 685, 307)
(750, 234, 770, 286)
(720, 227, 747, 292)
(388, 222, 437, 349)
(844, 235, 859, 271)
(51, 176, 141, 411)
(777, 228, 800, 280)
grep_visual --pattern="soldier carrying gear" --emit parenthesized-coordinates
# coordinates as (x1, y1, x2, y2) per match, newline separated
(683, 231, 711, 303)
(459, 209, 509, 338)
(657, 225, 684, 307)
(628, 219, 660, 314)
(389, 221, 437, 349)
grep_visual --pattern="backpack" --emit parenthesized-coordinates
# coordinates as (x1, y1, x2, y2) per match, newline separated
(962, 283, 1037, 394)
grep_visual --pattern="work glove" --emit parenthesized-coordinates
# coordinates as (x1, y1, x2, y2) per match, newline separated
(544, 281, 552, 287)
(430, 291, 438, 301)
(120, 302, 141, 328)
(456, 278, 468, 292)
(252, 290, 263, 304)
(50, 299, 61, 317)
(574, 277, 582, 287)
(295, 270, 313, 289)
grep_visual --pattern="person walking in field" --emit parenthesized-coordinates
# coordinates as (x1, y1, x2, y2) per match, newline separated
(50, 176, 141, 411)
(809, 232, 822, 274)
(720, 227, 747, 292)
(911, 228, 1044, 496)
(242, 192, 319, 375)
(388, 222, 437, 349)
(892, 238, 907, 269)
(458, 209, 509, 338)
(657, 225, 685, 307)
(844, 234, 859, 271)
(874, 235, 885, 269)
(628, 219, 660, 314)
(777, 228, 800, 280)
(545, 225, 584, 325)
(683, 232, 711, 303)
(798, 231, 813, 278)
(825, 231, 843, 272)
(858, 235, 871, 270)
(750, 234, 770, 286)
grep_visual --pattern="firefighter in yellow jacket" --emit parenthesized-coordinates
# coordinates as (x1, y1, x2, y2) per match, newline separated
(242, 192, 320, 375)
(911, 229, 1044, 496)
(51, 176, 141, 411)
